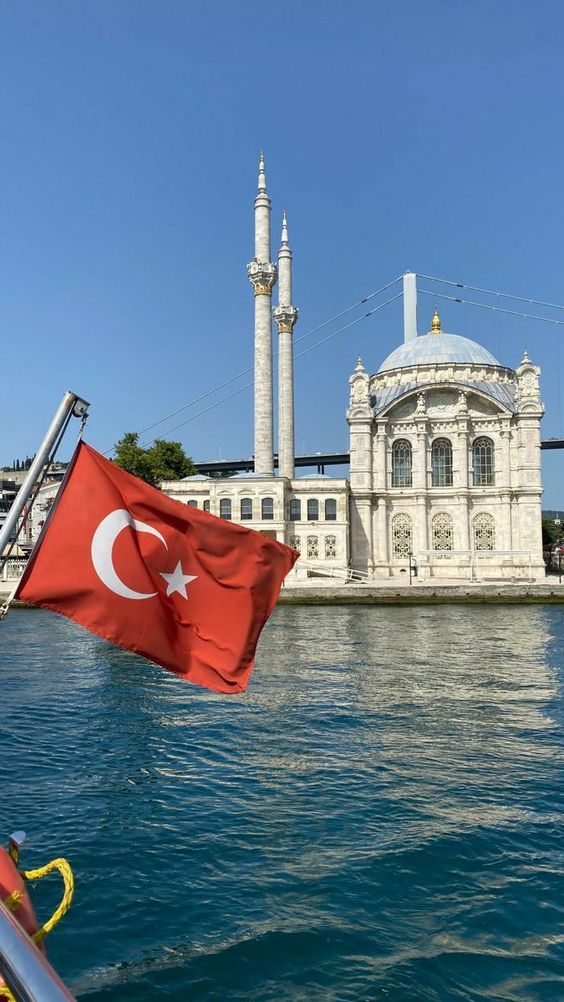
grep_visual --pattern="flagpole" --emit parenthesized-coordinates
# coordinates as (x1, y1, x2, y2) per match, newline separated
(0, 391, 89, 567)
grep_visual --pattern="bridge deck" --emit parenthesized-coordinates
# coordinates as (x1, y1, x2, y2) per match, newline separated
(195, 441, 563, 476)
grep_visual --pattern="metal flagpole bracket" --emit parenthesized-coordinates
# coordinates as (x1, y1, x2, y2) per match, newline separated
(0, 391, 90, 614)
(72, 398, 89, 419)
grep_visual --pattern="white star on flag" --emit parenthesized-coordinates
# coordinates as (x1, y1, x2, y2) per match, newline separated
(160, 561, 198, 598)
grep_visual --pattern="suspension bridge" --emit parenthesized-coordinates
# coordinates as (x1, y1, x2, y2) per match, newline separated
(195, 438, 564, 477)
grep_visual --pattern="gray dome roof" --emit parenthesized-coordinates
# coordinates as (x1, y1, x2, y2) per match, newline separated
(378, 332, 501, 373)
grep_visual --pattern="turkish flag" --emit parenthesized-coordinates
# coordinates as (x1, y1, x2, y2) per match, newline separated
(16, 442, 298, 693)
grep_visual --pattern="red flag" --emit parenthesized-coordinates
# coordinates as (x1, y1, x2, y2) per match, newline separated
(16, 442, 297, 693)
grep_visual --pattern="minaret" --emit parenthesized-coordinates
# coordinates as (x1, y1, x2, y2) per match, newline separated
(273, 210, 299, 479)
(247, 153, 277, 475)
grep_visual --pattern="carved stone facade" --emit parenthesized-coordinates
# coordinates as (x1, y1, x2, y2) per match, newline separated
(348, 324, 545, 580)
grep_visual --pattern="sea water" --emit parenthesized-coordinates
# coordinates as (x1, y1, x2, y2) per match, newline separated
(0, 605, 563, 1001)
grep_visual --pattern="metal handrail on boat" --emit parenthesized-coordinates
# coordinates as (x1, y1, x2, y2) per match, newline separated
(0, 902, 75, 1002)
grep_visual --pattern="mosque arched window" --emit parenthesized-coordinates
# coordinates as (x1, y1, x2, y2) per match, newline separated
(203, 500, 210, 514)
(261, 497, 274, 520)
(473, 512, 495, 551)
(432, 512, 454, 551)
(240, 498, 253, 520)
(431, 439, 453, 487)
(472, 437, 495, 486)
(289, 499, 301, 521)
(219, 498, 232, 520)
(392, 513, 412, 558)
(187, 499, 198, 508)
(307, 499, 319, 520)
(325, 498, 337, 521)
(391, 440, 412, 487)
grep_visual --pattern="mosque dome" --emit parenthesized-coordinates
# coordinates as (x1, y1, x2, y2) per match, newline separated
(378, 309, 501, 373)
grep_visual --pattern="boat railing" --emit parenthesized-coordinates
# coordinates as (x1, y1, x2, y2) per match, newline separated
(0, 901, 75, 1001)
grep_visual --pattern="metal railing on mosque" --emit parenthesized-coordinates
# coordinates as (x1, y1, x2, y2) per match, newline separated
(415, 549, 534, 583)
(1, 558, 28, 582)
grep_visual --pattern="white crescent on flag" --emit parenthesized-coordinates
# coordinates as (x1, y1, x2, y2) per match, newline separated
(91, 508, 167, 600)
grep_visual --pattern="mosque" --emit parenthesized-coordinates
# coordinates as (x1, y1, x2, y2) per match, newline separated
(163, 156, 545, 581)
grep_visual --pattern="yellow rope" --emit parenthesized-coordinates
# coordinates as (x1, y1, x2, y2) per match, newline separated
(2, 891, 21, 912)
(0, 859, 73, 1000)
(22, 858, 74, 944)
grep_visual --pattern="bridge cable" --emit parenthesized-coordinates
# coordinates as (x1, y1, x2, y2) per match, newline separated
(419, 274, 564, 313)
(419, 289, 564, 327)
(108, 275, 402, 450)
(141, 292, 403, 443)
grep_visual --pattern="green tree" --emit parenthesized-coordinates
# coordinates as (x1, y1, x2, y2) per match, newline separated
(113, 432, 196, 487)
(542, 518, 561, 547)
(146, 440, 196, 482)
(114, 433, 154, 483)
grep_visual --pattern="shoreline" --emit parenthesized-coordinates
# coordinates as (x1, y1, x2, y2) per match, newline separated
(5, 580, 564, 608)
(277, 581, 564, 604)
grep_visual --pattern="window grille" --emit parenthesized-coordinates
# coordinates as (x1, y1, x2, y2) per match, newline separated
(307, 535, 319, 559)
(472, 437, 494, 486)
(432, 512, 454, 551)
(392, 440, 412, 487)
(473, 512, 495, 550)
(240, 497, 253, 520)
(187, 500, 198, 508)
(325, 535, 337, 559)
(289, 498, 301, 521)
(325, 498, 337, 521)
(289, 535, 301, 552)
(203, 500, 210, 513)
(261, 497, 274, 520)
(307, 499, 319, 520)
(392, 513, 412, 558)
(219, 498, 231, 519)
(431, 439, 453, 487)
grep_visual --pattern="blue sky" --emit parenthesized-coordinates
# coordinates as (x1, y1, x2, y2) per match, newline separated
(1, 1, 563, 506)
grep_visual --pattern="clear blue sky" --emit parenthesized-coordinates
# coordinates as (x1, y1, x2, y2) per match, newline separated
(1, 1, 563, 507)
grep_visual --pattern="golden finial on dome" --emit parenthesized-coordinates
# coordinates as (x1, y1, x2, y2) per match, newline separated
(431, 307, 441, 334)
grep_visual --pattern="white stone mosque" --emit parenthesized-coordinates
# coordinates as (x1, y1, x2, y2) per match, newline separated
(163, 156, 545, 581)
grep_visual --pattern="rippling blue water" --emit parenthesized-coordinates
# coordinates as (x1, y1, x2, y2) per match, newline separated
(1, 605, 563, 1000)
